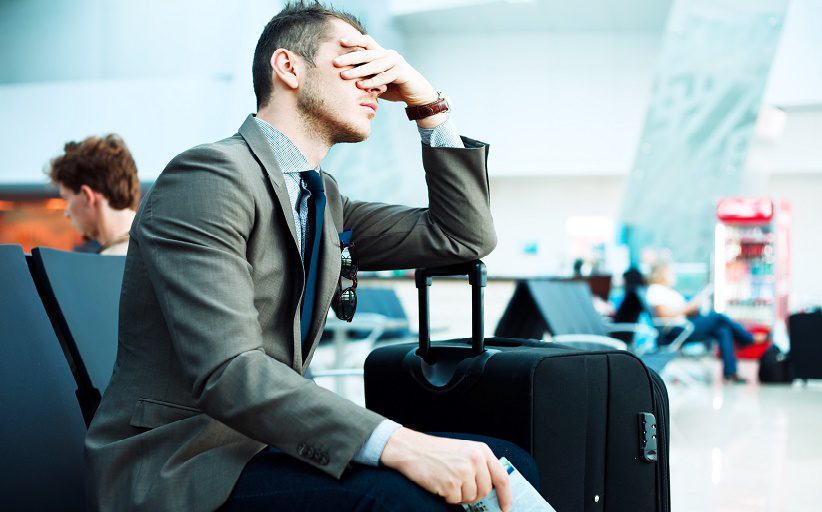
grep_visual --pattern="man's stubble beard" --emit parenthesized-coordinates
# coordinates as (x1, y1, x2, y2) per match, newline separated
(297, 71, 369, 146)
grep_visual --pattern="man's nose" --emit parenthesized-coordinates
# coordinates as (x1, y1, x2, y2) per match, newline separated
(369, 83, 387, 96)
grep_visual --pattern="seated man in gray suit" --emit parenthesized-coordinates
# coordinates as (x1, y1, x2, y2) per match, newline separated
(85, 2, 536, 511)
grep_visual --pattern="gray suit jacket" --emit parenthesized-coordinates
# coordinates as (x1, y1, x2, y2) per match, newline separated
(85, 115, 496, 511)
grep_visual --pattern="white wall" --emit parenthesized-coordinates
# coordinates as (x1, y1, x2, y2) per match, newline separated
(0, 0, 250, 84)
(397, 0, 822, 180)
(755, 110, 822, 175)
(404, 31, 662, 176)
(766, 173, 822, 308)
(0, 0, 278, 183)
(763, 0, 822, 107)
(485, 175, 626, 275)
(0, 77, 239, 182)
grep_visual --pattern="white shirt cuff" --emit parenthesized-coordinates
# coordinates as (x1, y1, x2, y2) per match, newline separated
(351, 419, 403, 466)
(417, 117, 464, 148)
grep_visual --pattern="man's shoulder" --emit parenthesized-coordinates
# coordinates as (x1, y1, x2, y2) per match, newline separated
(146, 134, 261, 201)
(169, 133, 252, 168)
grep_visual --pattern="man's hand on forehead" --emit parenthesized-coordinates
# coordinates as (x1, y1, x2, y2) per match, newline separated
(332, 34, 439, 107)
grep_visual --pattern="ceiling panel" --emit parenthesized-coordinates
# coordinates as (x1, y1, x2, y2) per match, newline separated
(392, 0, 673, 32)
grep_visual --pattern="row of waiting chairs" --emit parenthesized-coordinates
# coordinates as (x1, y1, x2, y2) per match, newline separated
(30, 246, 125, 423)
(1, 244, 125, 510)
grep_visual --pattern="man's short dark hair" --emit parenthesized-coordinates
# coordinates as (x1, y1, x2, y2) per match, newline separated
(252, 1, 366, 110)
(48, 134, 141, 210)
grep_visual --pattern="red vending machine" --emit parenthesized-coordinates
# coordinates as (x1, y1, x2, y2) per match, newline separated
(714, 197, 791, 358)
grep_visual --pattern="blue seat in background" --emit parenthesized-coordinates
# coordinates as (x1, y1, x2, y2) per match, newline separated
(355, 287, 413, 341)
(323, 286, 414, 343)
(29, 246, 126, 424)
(0, 244, 86, 511)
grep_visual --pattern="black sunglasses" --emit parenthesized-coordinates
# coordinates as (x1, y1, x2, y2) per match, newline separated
(334, 244, 358, 321)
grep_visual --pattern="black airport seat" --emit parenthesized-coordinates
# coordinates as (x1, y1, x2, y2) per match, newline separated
(495, 279, 676, 372)
(496, 279, 614, 339)
(29, 247, 125, 423)
(0, 244, 86, 511)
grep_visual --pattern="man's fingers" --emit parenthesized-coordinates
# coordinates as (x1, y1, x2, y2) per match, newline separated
(357, 69, 399, 90)
(440, 478, 463, 505)
(340, 33, 383, 50)
(337, 36, 430, 104)
(341, 56, 396, 80)
(461, 476, 479, 504)
(473, 462, 493, 503)
(333, 49, 381, 68)
(488, 457, 513, 512)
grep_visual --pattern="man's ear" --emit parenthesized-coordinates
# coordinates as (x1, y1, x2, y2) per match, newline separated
(270, 49, 301, 90)
(78, 184, 99, 206)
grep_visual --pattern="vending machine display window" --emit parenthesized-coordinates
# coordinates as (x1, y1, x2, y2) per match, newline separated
(714, 197, 790, 359)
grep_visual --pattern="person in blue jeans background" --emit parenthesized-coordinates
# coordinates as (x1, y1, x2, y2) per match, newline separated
(646, 261, 754, 383)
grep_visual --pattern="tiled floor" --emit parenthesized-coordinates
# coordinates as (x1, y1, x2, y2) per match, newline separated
(313, 342, 822, 512)
(667, 359, 822, 512)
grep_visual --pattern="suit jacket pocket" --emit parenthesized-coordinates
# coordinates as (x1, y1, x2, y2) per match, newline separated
(129, 398, 202, 430)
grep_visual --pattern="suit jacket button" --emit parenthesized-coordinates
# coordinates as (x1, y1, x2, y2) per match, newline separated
(318, 455, 329, 465)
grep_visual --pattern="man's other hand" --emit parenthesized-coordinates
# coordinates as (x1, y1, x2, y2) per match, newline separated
(380, 428, 512, 512)
(333, 35, 439, 108)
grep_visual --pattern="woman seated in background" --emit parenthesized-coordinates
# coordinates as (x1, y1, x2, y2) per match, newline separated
(646, 261, 754, 383)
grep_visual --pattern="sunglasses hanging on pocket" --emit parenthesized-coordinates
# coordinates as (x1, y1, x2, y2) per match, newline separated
(334, 230, 358, 321)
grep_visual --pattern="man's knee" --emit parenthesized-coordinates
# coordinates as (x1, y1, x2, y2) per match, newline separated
(346, 467, 455, 512)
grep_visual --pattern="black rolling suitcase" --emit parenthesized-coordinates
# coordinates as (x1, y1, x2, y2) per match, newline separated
(364, 261, 670, 512)
(788, 309, 822, 380)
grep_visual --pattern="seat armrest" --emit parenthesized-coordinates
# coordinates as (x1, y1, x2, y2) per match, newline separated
(652, 319, 694, 352)
(549, 334, 628, 351)
(605, 322, 659, 339)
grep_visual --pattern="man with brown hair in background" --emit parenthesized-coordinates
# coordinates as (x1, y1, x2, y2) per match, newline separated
(48, 134, 140, 255)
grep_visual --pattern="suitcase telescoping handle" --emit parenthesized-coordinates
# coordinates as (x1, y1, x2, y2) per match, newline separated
(415, 260, 487, 362)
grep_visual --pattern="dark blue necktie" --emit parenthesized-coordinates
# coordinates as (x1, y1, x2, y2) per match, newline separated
(299, 170, 326, 348)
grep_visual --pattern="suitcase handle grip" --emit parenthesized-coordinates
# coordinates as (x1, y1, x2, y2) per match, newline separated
(415, 260, 487, 362)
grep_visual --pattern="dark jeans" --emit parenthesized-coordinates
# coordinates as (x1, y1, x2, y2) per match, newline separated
(220, 432, 539, 512)
(685, 312, 754, 377)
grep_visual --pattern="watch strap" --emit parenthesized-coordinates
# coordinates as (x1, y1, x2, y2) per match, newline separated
(405, 95, 450, 121)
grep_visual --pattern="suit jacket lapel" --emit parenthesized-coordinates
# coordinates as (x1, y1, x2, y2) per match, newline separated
(238, 115, 301, 251)
(237, 116, 343, 371)
(238, 114, 304, 371)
